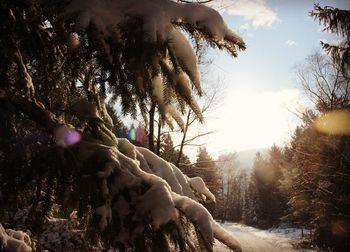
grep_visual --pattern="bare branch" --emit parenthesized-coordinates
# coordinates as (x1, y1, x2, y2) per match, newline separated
(177, 0, 213, 3)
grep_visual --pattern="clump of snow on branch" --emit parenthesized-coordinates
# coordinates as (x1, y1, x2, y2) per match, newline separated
(6, 202, 94, 251)
(188, 176, 216, 203)
(79, 136, 242, 251)
(137, 147, 185, 194)
(63, 0, 245, 48)
(62, 0, 245, 127)
(0, 224, 33, 252)
(212, 222, 242, 252)
(1, 135, 242, 251)
(167, 28, 201, 94)
(47, 125, 242, 251)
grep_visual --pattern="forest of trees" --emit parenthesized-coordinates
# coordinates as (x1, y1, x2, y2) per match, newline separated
(205, 4, 350, 252)
(0, 1, 349, 252)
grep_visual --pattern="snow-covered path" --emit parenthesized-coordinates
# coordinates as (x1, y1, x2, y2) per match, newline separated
(214, 223, 308, 252)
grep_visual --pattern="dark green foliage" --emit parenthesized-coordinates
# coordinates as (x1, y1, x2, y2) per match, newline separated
(159, 132, 193, 172)
(310, 4, 350, 77)
(159, 133, 178, 164)
(188, 147, 220, 213)
(248, 48, 350, 250)
(280, 113, 350, 250)
(106, 103, 129, 138)
(279, 5, 350, 249)
(248, 147, 286, 229)
(224, 172, 245, 222)
(193, 147, 220, 194)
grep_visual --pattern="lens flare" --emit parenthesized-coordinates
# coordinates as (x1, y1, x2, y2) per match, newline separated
(129, 128, 136, 140)
(64, 129, 81, 145)
(54, 126, 81, 147)
(128, 126, 145, 143)
(313, 109, 350, 135)
(136, 127, 145, 142)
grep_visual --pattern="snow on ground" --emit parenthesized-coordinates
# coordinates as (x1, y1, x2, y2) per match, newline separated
(214, 222, 314, 252)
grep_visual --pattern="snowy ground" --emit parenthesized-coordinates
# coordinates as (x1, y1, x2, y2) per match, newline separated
(214, 222, 314, 252)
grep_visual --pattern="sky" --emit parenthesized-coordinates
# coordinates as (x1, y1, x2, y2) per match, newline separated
(180, 0, 350, 159)
(122, 0, 350, 160)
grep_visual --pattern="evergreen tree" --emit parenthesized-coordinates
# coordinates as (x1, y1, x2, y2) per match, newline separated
(249, 152, 269, 228)
(248, 149, 285, 229)
(267, 145, 287, 224)
(244, 170, 259, 227)
(106, 103, 129, 139)
(216, 153, 237, 221)
(0, 0, 245, 251)
(280, 110, 350, 250)
(215, 153, 247, 223)
(158, 132, 193, 173)
(194, 147, 219, 195)
(159, 133, 178, 164)
(279, 5, 350, 249)
(191, 147, 220, 213)
(310, 4, 350, 77)
(176, 152, 194, 176)
(226, 173, 245, 222)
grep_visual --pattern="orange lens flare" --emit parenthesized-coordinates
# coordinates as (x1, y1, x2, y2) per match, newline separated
(313, 109, 350, 135)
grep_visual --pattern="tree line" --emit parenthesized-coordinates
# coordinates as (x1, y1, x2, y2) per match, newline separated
(0, 1, 348, 251)
(190, 5, 349, 251)
(109, 5, 350, 251)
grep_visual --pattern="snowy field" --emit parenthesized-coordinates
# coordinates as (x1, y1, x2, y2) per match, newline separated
(214, 222, 314, 252)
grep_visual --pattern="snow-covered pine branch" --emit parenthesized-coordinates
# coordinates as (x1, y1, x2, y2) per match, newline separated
(62, 0, 245, 127)
(110, 138, 243, 251)
(1, 0, 245, 250)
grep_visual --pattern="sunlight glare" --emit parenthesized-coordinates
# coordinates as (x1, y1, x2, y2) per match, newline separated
(313, 109, 350, 135)
(206, 88, 304, 154)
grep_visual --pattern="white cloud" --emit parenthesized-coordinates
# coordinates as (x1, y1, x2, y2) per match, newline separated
(239, 23, 250, 32)
(239, 23, 255, 38)
(208, 0, 280, 28)
(286, 40, 297, 46)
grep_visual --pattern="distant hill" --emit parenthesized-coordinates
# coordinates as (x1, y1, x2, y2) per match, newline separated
(215, 147, 270, 178)
(235, 147, 269, 170)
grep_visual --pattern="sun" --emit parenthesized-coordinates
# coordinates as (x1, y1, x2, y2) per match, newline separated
(204, 88, 304, 155)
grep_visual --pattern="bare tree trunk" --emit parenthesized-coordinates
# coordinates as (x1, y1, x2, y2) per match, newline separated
(156, 114, 162, 155)
(148, 103, 156, 152)
(301, 227, 304, 238)
(176, 110, 191, 166)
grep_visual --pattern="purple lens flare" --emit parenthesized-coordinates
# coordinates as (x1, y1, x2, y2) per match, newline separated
(54, 126, 82, 147)
(64, 129, 81, 145)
